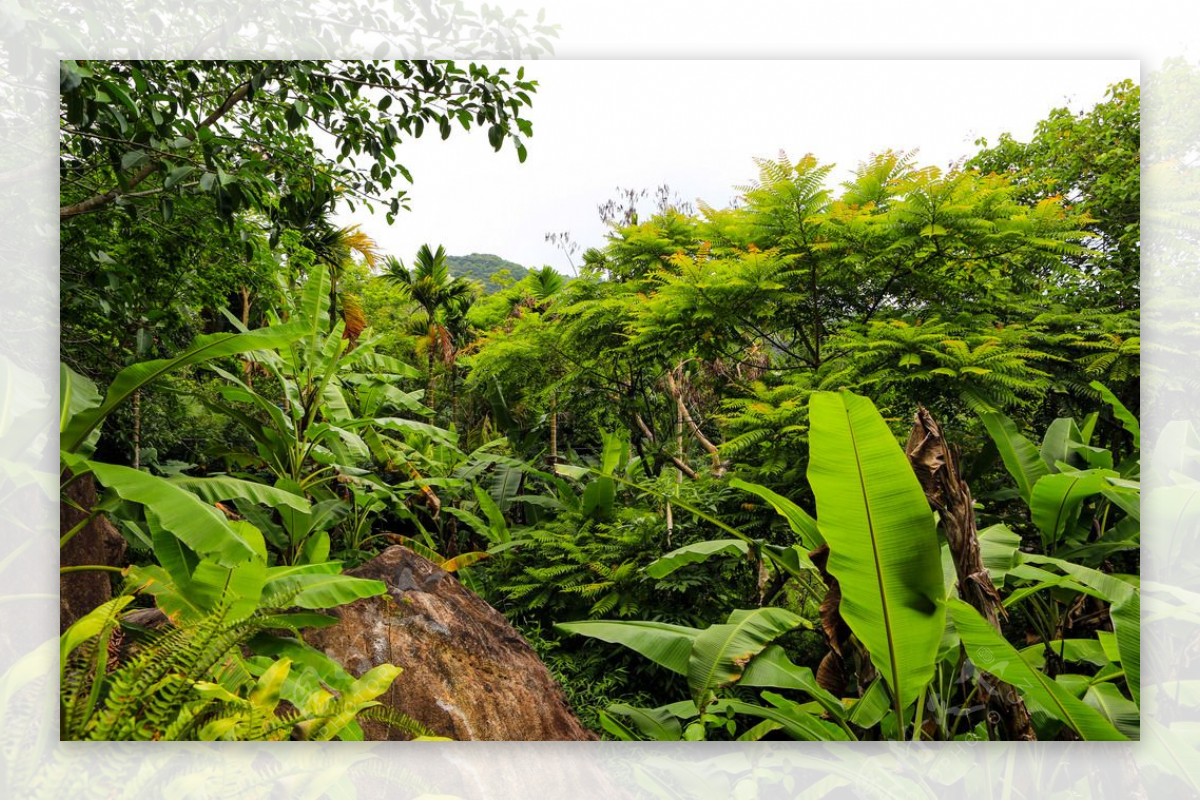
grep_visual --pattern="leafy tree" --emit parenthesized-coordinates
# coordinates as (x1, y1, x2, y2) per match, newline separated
(383, 244, 479, 412)
(968, 80, 1140, 311)
(60, 60, 537, 227)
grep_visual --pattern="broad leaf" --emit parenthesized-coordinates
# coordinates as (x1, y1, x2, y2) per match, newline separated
(947, 599, 1126, 740)
(739, 645, 847, 723)
(1029, 469, 1115, 549)
(262, 572, 387, 609)
(1084, 682, 1140, 739)
(978, 523, 1023, 586)
(605, 702, 685, 741)
(645, 539, 749, 579)
(687, 608, 807, 705)
(807, 390, 945, 716)
(86, 460, 257, 566)
(718, 695, 850, 741)
(62, 322, 307, 454)
(473, 484, 511, 543)
(555, 619, 700, 675)
(60, 595, 133, 669)
(979, 410, 1050, 503)
(1091, 380, 1139, 449)
(1022, 553, 1139, 705)
(729, 477, 823, 548)
(1040, 417, 1084, 471)
(168, 475, 310, 514)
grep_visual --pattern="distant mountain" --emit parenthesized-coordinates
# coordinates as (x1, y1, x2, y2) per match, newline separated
(446, 253, 528, 292)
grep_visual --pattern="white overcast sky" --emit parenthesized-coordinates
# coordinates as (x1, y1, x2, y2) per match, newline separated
(336, 60, 1139, 273)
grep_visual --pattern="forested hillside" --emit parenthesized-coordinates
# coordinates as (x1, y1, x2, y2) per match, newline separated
(446, 253, 528, 290)
(59, 60, 1140, 742)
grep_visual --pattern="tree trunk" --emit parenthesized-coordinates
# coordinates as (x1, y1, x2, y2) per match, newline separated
(132, 389, 141, 470)
(547, 391, 558, 468)
(905, 405, 1036, 740)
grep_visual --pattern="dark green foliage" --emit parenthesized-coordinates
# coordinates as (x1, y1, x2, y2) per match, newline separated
(445, 253, 529, 290)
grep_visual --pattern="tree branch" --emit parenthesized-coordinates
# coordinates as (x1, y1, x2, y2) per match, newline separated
(60, 71, 264, 219)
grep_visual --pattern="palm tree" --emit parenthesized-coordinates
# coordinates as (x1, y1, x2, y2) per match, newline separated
(307, 223, 382, 331)
(383, 244, 477, 411)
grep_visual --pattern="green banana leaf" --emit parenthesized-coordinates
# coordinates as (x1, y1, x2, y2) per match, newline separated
(261, 572, 387, 609)
(807, 390, 945, 717)
(644, 539, 749, 579)
(473, 484, 511, 543)
(554, 619, 700, 675)
(978, 523, 1023, 586)
(1040, 417, 1085, 471)
(1029, 469, 1115, 549)
(1084, 682, 1140, 739)
(738, 644, 849, 724)
(83, 459, 258, 566)
(62, 321, 307, 455)
(1022, 553, 1139, 705)
(947, 599, 1126, 740)
(686, 608, 807, 705)
(716, 694, 850, 741)
(167, 475, 311, 514)
(728, 476, 824, 548)
(605, 702, 687, 741)
(979, 410, 1050, 503)
(1091, 380, 1139, 449)
(59, 365, 103, 455)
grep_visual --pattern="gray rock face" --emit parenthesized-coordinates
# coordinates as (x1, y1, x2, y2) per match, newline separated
(304, 546, 597, 741)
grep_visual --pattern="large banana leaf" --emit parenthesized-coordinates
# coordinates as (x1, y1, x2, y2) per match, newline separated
(979, 410, 1050, 503)
(686, 608, 807, 705)
(1084, 682, 1140, 738)
(728, 477, 824, 548)
(83, 459, 258, 566)
(262, 572, 387, 609)
(807, 390, 944, 717)
(167, 475, 311, 514)
(644, 539, 749, 579)
(1023, 553, 1139, 705)
(131, 520, 268, 623)
(738, 644, 848, 725)
(554, 619, 700, 675)
(559, 609, 807, 709)
(716, 693, 850, 741)
(947, 599, 1126, 740)
(1029, 469, 1115, 549)
(61, 321, 307, 455)
(59, 365, 103, 455)
(1091, 380, 1139, 449)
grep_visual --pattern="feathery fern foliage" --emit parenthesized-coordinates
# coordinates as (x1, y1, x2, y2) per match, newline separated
(60, 593, 422, 741)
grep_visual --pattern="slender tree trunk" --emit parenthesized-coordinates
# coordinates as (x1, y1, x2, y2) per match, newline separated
(547, 391, 558, 468)
(905, 405, 1036, 740)
(665, 369, 726, 477)
(132, 389, 141, 469)
(667, 384, 685, 547)
(241, 286, 254, 387)
(427, 345, 437, 412)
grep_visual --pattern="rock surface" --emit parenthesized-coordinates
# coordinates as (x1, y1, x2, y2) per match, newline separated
(304, 546, 597, 741)
(61, 473, 126, 632)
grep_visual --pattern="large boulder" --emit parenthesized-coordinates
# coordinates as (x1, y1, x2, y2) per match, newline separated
(304, 546, 597, 741)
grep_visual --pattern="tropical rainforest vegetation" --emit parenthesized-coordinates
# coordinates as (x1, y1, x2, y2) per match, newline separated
(59, 60, 1139, 741)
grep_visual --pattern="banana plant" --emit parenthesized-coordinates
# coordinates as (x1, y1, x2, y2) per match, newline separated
(806, 390, 946, 735)
(978, 381, 1139, 562)
(197, 266, 462, 563)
